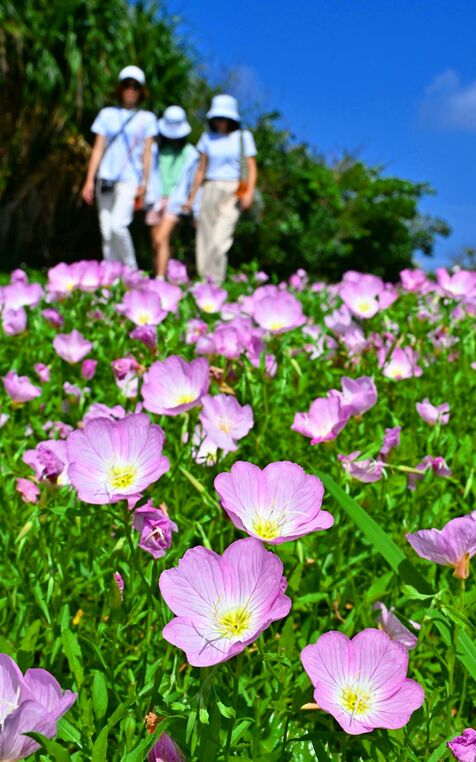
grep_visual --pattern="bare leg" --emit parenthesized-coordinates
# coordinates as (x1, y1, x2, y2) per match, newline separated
(155, 215, 178, 277)
(150, 225, 160, 275)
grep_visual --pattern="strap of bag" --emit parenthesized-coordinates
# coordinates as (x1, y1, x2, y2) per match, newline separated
(239, 130, 248, 183)
(119, 117, 143, 183)
(101, 109, 138, 164)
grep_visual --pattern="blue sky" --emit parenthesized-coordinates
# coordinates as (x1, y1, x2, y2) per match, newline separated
(171, 0, 476, 267)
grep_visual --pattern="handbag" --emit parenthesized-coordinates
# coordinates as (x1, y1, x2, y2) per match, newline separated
(236, 130, 264, 220)
(98, 110, 139, 194)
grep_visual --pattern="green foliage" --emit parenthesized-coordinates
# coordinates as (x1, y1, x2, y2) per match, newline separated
(0, 1, 449, 277)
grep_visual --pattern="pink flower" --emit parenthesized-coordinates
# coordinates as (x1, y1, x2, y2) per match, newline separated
(191, 425, 231, 466)
(81, 359, 97, 380)
(407, 455, 451, 490)
(185, 319, 208, 344)
(3, 371, 41, 403)
(214, 461, 332, 543)
(193, 283, 228, 313)
(16, 478, 40, 504)
(372, 602, 419, 650)
(301, 628, 424, 735)
(121, 289, 167, 326)
(2, 307, 27, 335)
(400, 269, 430, 293)
(130, 325, 157, 350)
(406, 513, 476, 579)
(379, 346, 422, 380)
(147, 280, 183, 313)
(142, 356, 210, 416)
(148, 733, 185, 761)
(436, 268, 476, 299)
(46, 262, 82, 296)
(329, 376, 377, 418)
(0, 653, 77, 761)
(380, 427, 401, 458)
(53, 329, 93, 363)
(159, 537, 291, 666)
(338, 452, 384, 483)
(2, 281, 43, 310)
(292, 396, 348, 444)
(133, 501, 178, 559)
(42, 308, 64, 328)
(448, 728, 476, 761)
(199, 394, 253, 451)
(34, 363, 51, 383)
(114, 572, 124, 601)
(253, 292, 306, 333)
(339, 274, 386, 319)
(82, 403, 127, 424)
(23, 440, 69, 485)
(111, 357, 140, 381)
(66, 414, 169, 504)
(166, 258, 189, 285)
(415, 398, 450, 426)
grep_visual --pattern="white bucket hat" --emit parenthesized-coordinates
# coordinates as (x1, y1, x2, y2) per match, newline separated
(158, 105, 191, 139)
(118, 65, 146, 86)
(206, 94, 240, 122)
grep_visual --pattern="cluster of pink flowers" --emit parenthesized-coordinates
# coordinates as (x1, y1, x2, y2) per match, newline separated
(292, 376, 377, 445)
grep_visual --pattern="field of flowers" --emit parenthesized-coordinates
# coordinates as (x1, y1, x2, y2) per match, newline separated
(0, 260, 475, 762)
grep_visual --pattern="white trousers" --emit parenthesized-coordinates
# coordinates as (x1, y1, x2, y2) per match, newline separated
(96, 180, 138, 268)
(196, 180, 240, 285)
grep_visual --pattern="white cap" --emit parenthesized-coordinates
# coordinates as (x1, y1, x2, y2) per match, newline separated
(158, 105, 191, 139)
(118, 65, 146, 86)
(206, 94, 240, 122)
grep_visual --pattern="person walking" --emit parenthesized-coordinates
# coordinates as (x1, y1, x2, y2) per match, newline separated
(145, 106, 200, 278)
(183, 94, 257, 284)
(81, 65, 157, 269)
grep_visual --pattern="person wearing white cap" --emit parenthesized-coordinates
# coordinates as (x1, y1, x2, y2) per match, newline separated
(183, 94, 258, 285)
(81, 66, 157, 269)
(144, 106, 200, 277)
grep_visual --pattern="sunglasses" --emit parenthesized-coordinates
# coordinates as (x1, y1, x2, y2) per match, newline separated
(121, 79, 141, 90)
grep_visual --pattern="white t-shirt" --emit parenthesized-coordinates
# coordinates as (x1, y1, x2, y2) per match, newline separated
(91, 107, 158, 183)
(197, 130, 257, 181)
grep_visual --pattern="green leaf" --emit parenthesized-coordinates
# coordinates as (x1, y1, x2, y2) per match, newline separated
(91, 726, 109, 762)
(61, 629, 84, 688)
(92, 670, 109, 722)
(25, 733, 72, 761)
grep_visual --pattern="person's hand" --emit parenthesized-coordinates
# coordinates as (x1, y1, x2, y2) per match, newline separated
(81, 181, 95, 206)
(182, 199, 193, 214)
(134, 185, 146, 211)
(239, 190, 254, 210)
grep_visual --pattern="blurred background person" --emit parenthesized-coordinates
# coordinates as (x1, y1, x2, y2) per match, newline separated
(184, 94, 257, 284)
(145, 106, 200, 278)
(81, 65, 157, 269)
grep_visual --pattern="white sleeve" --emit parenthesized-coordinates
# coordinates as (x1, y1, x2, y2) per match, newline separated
(143, 112, 159, 139)
(91, 109, 109, 135)
(243, 130, 257, 157)
(196, 133, 209, 154)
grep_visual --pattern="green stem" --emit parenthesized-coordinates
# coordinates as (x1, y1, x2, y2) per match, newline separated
(224, 653, 244, 762)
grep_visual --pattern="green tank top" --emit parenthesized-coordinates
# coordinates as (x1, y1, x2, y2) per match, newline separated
(159, 145, 189, 196)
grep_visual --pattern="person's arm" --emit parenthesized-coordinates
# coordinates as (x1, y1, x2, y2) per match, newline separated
(136, 136, 154, 207)
(240, 156, 257, 210)
(81, 134, 106, 205)
(183, 153, 207, 212)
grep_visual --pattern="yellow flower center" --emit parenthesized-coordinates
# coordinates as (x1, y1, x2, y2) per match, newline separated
(175, 392, 195, 405)
(386, 364, 404, 379)
(137, 312, 152, 325)
(109, 464, 138, 491)
(217, 606, 251, 638)
(202, 302, 215, 313)
(251, 516, 281, 541)
(219, 419, 231, 433)
(268, 320, 284, 331)
(341, 686, 371, 715)
(357, 300, 372, 314)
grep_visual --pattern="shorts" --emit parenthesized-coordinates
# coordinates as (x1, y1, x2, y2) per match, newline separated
(145, 197, 178, 227)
